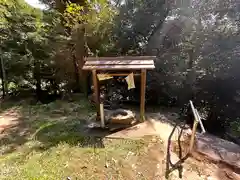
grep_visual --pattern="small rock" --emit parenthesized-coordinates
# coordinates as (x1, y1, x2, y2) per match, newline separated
(171, 153, 180, 164)
(87, 122, 101, 128)
(127, 151, 134, 156)
(112, 158, 117, 163)
(186, 128, 192, 136)
(170, 113, 180, 120)
(105, 162, 109, 168)
(152, 137, 157, 143)
(207, 176, 218, 180)
(52, 110, 63, 114)
(132, 164, 137, 170)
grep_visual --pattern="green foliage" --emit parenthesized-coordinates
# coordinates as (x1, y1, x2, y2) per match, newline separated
(112, 0, 168, 55)
(63, 2, 85, 28)
(0, 0, 40, 86)
(62, 1, 117, 55)
(146, 0, 240, 135)
(0, 0, 66, 93)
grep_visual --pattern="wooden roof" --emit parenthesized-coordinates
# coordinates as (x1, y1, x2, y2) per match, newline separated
(82, 56, 156, 70)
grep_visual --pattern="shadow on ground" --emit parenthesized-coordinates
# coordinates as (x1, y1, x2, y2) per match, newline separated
(32, 121, 105, 150)
(0, 99, 107, 155)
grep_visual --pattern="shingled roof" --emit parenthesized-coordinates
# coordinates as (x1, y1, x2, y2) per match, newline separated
(82, 56, 156, 70)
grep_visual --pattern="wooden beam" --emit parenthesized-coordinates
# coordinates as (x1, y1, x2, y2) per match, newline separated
(82, 64, 155, 70)
(97, 73, 141, 76)
(85, 60, 154, 65)
(140, 69, 147, 122)
(86, 56, 156, 61)
(92, 70, 100, 120)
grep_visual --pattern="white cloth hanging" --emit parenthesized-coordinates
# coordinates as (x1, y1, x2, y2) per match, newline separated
(125, 73, 135, 90)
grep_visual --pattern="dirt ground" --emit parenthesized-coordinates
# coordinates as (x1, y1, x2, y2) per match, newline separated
(0, 108, 20, 133)
(101, 136, 240, 180)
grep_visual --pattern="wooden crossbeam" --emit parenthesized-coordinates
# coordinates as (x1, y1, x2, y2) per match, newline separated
(83, 64, 155, 70)
(86, 56, 156, 61)
(85, 60, 154, 65)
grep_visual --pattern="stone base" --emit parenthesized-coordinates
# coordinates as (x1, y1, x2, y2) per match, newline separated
(105, 109, 137, 125)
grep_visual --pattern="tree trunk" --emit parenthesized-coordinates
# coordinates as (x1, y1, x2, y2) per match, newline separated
(72, 52, 81, 92)
(55, 0, 66, 13)
(55, 0, 89, 95)
(75, 25, 88, 94)
(185, 48, 195, 96)
(34, 60, 42, 99)
(179, 49, 195, 107)
(0, 56, 8, 98)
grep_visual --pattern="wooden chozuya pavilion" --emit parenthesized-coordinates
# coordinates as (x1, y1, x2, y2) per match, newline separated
(82, 56, 156, 123)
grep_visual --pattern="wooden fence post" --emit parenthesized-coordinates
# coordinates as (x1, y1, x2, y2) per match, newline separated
(189, 120, 198, 153)
(140, 69, 146, 122)
(92, 70, 100, 120)
(189, 100, 206, 153)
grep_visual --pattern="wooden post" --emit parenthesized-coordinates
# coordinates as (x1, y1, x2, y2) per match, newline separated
(189, 120, 198, 153)
(140, 69, 147, 122)
(189, 100, 200, 153)
(0, 56, 8, 98)
(92, 70, 100, 120)
(100, 103, 105, 128)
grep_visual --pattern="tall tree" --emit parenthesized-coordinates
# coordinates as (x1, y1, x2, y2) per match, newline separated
(40, 0, 117, 94)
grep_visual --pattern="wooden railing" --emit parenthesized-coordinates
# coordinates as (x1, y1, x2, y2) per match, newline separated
(189, 100, 206, 153)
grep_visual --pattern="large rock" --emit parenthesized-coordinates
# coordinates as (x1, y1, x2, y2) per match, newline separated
(105, 109, 136, 125)
(196, 133, 240, 170)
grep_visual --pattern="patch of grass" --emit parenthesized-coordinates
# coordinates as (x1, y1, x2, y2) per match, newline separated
(0, 96, 157, 179)
(0, 138, 149, 179)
